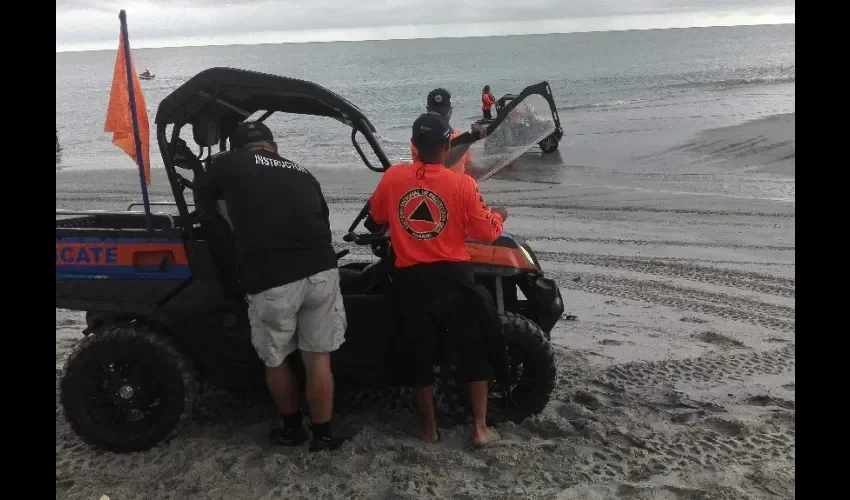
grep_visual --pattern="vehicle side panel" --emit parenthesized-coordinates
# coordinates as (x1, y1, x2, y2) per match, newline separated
(56, 229, 191, 313)
(332, 294, 396, 386)
(155, 281, 397, 390)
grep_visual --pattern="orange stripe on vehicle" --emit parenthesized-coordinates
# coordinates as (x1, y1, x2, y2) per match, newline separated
(55, 242, 188, 266)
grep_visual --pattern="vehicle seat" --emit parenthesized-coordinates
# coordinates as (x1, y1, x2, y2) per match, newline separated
(217, 200, 234, 230)
(339, 264, 378, 294)
(200, 208, 244, 299)
(193, 174, 243, 299)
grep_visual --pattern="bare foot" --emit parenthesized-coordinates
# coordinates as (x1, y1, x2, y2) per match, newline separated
(473, 428, 501, 448)
(410, 424, 440, 443)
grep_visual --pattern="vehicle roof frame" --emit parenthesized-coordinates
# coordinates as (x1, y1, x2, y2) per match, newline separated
(153, 67, 393, 236)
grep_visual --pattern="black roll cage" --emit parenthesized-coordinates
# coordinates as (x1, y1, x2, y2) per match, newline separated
(153, 67, 393, 238)
(490, 81, 563, 136)
(152, 70, 562, 243)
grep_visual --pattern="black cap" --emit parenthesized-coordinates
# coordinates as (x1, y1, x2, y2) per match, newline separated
(426, 88, 452, 114)
(230, 121, 274, 148)
(411, 112, 452, 149)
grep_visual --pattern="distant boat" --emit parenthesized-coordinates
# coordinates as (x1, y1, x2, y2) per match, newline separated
(139, 71, 155, 80)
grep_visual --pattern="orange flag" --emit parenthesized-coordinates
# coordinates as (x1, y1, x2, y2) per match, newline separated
(104, 30, 150, 185)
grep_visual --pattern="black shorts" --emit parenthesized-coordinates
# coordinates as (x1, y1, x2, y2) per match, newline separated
(483, 109, 492, 120)
(393, 262, 494, 388)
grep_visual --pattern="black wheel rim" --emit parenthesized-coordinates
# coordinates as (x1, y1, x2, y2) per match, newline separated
(437, 343, 541, 422)
(79, 357, 168, 432)
(487, 343, 538, 419)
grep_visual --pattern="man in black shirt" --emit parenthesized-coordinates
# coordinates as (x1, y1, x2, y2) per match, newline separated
(198, 121, 347, 452)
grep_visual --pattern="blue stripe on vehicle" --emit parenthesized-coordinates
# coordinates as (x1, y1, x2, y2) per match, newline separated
(56, 264, 191, 281)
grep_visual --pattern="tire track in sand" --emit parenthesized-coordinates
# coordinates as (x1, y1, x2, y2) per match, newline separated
(532, 236, 794, 251)
(602, 345, 794, 391)
(552, 272, 795, 332)
(538, 252, 795, 298)
(552, 347, 795, 487)
(512, 203, 795, 218)
(580, 423, 795, 485)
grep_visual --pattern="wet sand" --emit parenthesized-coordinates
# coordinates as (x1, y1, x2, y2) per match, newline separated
(56, 114, 794, 500)
(667, 113, 795, 176)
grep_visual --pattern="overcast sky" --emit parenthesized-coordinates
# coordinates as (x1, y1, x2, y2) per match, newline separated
(56, 0, 795, 52)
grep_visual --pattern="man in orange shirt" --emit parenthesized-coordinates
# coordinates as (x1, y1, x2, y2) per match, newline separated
(410, 88, 484, 175)
(370, 112, 507, 447)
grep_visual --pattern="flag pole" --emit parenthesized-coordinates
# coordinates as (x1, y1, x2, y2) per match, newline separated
(118, 9, 152, 230)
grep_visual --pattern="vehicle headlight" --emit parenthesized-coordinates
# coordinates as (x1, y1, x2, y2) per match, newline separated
(518, 245, 537, 269)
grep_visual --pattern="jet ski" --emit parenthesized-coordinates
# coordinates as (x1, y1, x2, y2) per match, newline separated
(139, 71, 155, 80)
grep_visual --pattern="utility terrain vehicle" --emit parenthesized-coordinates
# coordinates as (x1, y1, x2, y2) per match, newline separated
(473, 84, 564, 161)
(56, 68, 565, 452)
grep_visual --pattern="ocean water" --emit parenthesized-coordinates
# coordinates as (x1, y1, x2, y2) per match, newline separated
(56, 24, 795, 199)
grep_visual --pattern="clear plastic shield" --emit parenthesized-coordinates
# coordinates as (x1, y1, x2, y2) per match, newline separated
(454, 93, 557, 182)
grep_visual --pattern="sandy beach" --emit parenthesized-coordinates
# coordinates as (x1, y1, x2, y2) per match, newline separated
(56, 113, 795, 500)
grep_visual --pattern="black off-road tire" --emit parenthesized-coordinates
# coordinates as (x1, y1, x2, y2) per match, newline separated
(488, 312, 556, 423)
(60, 324, 196, 453)
(438, 312, 556, 424)
(538, 133, 560, 153)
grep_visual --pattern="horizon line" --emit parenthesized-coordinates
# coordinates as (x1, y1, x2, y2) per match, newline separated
(56, 21, 794, 54)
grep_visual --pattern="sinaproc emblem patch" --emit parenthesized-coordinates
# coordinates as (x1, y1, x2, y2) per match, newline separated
(398, 188, 448, 240)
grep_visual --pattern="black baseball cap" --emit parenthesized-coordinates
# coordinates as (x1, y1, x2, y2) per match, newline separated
(411, 112, 452, 149)
(230, 121, 274, 148)
(426, 88, 452, 114)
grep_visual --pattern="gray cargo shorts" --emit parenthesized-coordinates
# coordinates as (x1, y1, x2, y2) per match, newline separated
(246, 268, 347, 368)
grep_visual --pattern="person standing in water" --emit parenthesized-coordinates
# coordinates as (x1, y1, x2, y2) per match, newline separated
(481, 86, 497, 120)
